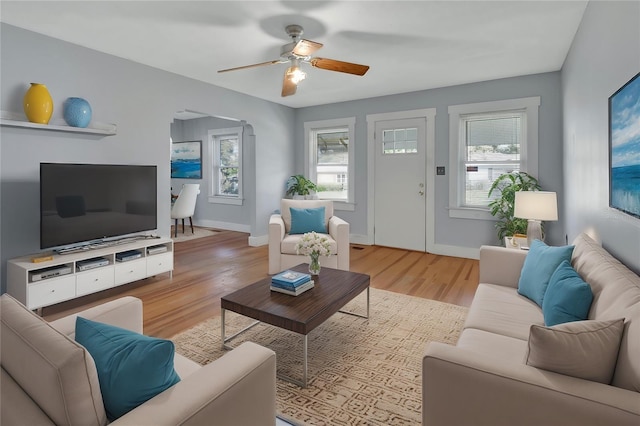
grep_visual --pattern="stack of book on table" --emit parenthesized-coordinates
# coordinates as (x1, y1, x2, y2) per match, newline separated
(270, 270, 314, 296)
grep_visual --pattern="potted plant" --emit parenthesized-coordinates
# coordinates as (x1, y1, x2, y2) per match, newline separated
(487, 171, 541, 244)
(285, 175, 318, 199)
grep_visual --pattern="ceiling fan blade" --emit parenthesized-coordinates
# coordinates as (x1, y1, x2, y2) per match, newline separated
(292, 39, 323, 57)
(310, 57, 370, 76)
(218, 59, 284, 73)
(281, 70, 297, 97)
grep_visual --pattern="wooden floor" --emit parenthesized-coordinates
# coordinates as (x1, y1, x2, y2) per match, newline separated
(42, 230, 479, 339)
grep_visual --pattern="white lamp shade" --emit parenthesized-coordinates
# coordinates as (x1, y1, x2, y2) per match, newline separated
(514, 191, 558, 221)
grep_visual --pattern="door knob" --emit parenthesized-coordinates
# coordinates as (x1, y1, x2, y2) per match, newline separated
(419, 190, 425, 196)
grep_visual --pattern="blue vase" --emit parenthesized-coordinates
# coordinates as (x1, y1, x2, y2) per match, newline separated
(63, 97, 92, 128)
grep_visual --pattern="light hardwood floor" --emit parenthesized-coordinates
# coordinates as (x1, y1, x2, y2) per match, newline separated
(42, 230, 479, 339)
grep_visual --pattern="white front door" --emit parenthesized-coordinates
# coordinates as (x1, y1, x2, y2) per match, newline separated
(374, 118, 427, 251)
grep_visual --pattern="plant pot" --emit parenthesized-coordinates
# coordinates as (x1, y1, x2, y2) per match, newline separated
(505, 235, 528, 249)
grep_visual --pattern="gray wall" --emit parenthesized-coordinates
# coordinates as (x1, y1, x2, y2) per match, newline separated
(295, 72, 565, 249)
(0, 23, 296, 292)
(5, 2, 639, 292)
(562, 1, 640, 273)
(170, 116, 252, 230)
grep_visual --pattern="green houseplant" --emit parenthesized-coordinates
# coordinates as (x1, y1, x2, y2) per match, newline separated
(487, 171, 541, 242)
(285, 175, 318, 199)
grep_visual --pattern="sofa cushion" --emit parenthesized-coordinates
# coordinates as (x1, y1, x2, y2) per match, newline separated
(612, 304, 640, 392)
(571, 233, 640, 320)
(518, 240, 575, 306)
(173, 353, 202, 378)
(464, 284, 544, 340)
(0, 294, 107, 426)
(571, 233, 640, 391)
(525, 319, 624, 384)
(1, 367, 56, 426)
(457, 328, 528, 362)
(75, 317, 181, 421)
(542, 260, 593, 326)
(281, 233, 337, 255)
(289, 206, 327, 234)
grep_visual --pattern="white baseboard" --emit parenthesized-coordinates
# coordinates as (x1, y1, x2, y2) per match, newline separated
(349, 234, 479, 259)
(349, 234, 371, 245)
(429, 243, 480, 260)
(233, 231, 480, 260)
(249, 235, 268, 247)
(193, 219, 251, 233)
(249, 233, 369, 248)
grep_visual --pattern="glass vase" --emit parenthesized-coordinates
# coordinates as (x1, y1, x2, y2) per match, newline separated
(308, 251, 321, 275)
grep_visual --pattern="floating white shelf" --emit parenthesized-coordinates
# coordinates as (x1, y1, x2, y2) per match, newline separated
(0, 110, 117, 136)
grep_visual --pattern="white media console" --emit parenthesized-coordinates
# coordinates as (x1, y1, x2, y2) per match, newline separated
(7, 237, 173, 310)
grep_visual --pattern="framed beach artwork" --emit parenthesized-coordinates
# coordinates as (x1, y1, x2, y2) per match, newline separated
(609, 72, 640, 219)
(171, 140, 202, 179)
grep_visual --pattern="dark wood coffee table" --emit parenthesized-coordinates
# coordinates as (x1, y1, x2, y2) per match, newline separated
(220, 264, 370, 387)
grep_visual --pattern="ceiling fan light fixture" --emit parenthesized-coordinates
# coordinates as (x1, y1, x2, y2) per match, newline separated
(286, 65, 306, 85)
(219, 24, 369, 97)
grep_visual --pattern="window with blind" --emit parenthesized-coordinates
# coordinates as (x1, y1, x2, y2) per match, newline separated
(448, 97, 540, 219)
(304, 117, 355, 207)
(463, 113, 523, 207)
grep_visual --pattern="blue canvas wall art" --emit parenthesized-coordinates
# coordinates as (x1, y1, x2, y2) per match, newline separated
(609, 72, 640, 219)
(171, 140, 202, 179)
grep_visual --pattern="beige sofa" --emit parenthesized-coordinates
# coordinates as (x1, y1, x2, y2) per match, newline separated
(423, 233, 640, 425)
(269, 199, 350, 274)
(1, 295, 277, 426)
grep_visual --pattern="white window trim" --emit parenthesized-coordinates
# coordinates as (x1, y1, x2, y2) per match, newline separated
(304, 117, 356, 211)
(208, 126, 243, 206)
(448, 97, 540, 220)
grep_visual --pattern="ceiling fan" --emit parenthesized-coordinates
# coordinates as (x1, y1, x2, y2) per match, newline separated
(218, 24, 370, 97)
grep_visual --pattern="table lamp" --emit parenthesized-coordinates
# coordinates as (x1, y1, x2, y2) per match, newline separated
(514, 191, 558, 247)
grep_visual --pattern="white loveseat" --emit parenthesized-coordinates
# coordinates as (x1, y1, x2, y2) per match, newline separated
(423, 233, 640, 425)
(268, 199, 350, 274)
(1, 295, 277, 426)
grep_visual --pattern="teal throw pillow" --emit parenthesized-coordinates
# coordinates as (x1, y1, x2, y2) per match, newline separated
(289, 206, 327, 234)
(517, 240, 575, 307)
(75, 317, 181, 421)
(542, 260, 593, 326)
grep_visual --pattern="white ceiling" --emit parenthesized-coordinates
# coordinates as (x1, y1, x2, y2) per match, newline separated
(0, 1, 588, 109)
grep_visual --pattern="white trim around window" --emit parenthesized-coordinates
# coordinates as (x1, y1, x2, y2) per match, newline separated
(208, 126, 243, 206)
(448, 96, 540, 220)
(304, 117, 356, 211)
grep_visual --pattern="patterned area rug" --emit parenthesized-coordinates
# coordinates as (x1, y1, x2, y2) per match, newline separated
(171, 288, 468, 425)
(170, 226, 218, 243)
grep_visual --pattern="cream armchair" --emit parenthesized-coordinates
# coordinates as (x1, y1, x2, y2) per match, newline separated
(269, 199, 350, 274)
(1, 294, 277, 426)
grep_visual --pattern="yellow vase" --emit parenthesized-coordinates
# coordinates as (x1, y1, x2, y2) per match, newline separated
(23, 83, 54, 124)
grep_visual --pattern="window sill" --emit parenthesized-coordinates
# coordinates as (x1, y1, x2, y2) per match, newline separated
(208, 196, 243, 206)
(331, 201, 355, 212)
(448, 207, 494, 221)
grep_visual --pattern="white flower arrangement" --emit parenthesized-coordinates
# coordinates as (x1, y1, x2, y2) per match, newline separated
(295, 231, 332, 256)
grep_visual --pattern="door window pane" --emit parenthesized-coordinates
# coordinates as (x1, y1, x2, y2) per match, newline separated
(382, 127, 418, 154)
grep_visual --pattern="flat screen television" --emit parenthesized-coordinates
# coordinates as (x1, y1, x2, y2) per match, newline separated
(40, 163, 157, 250)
